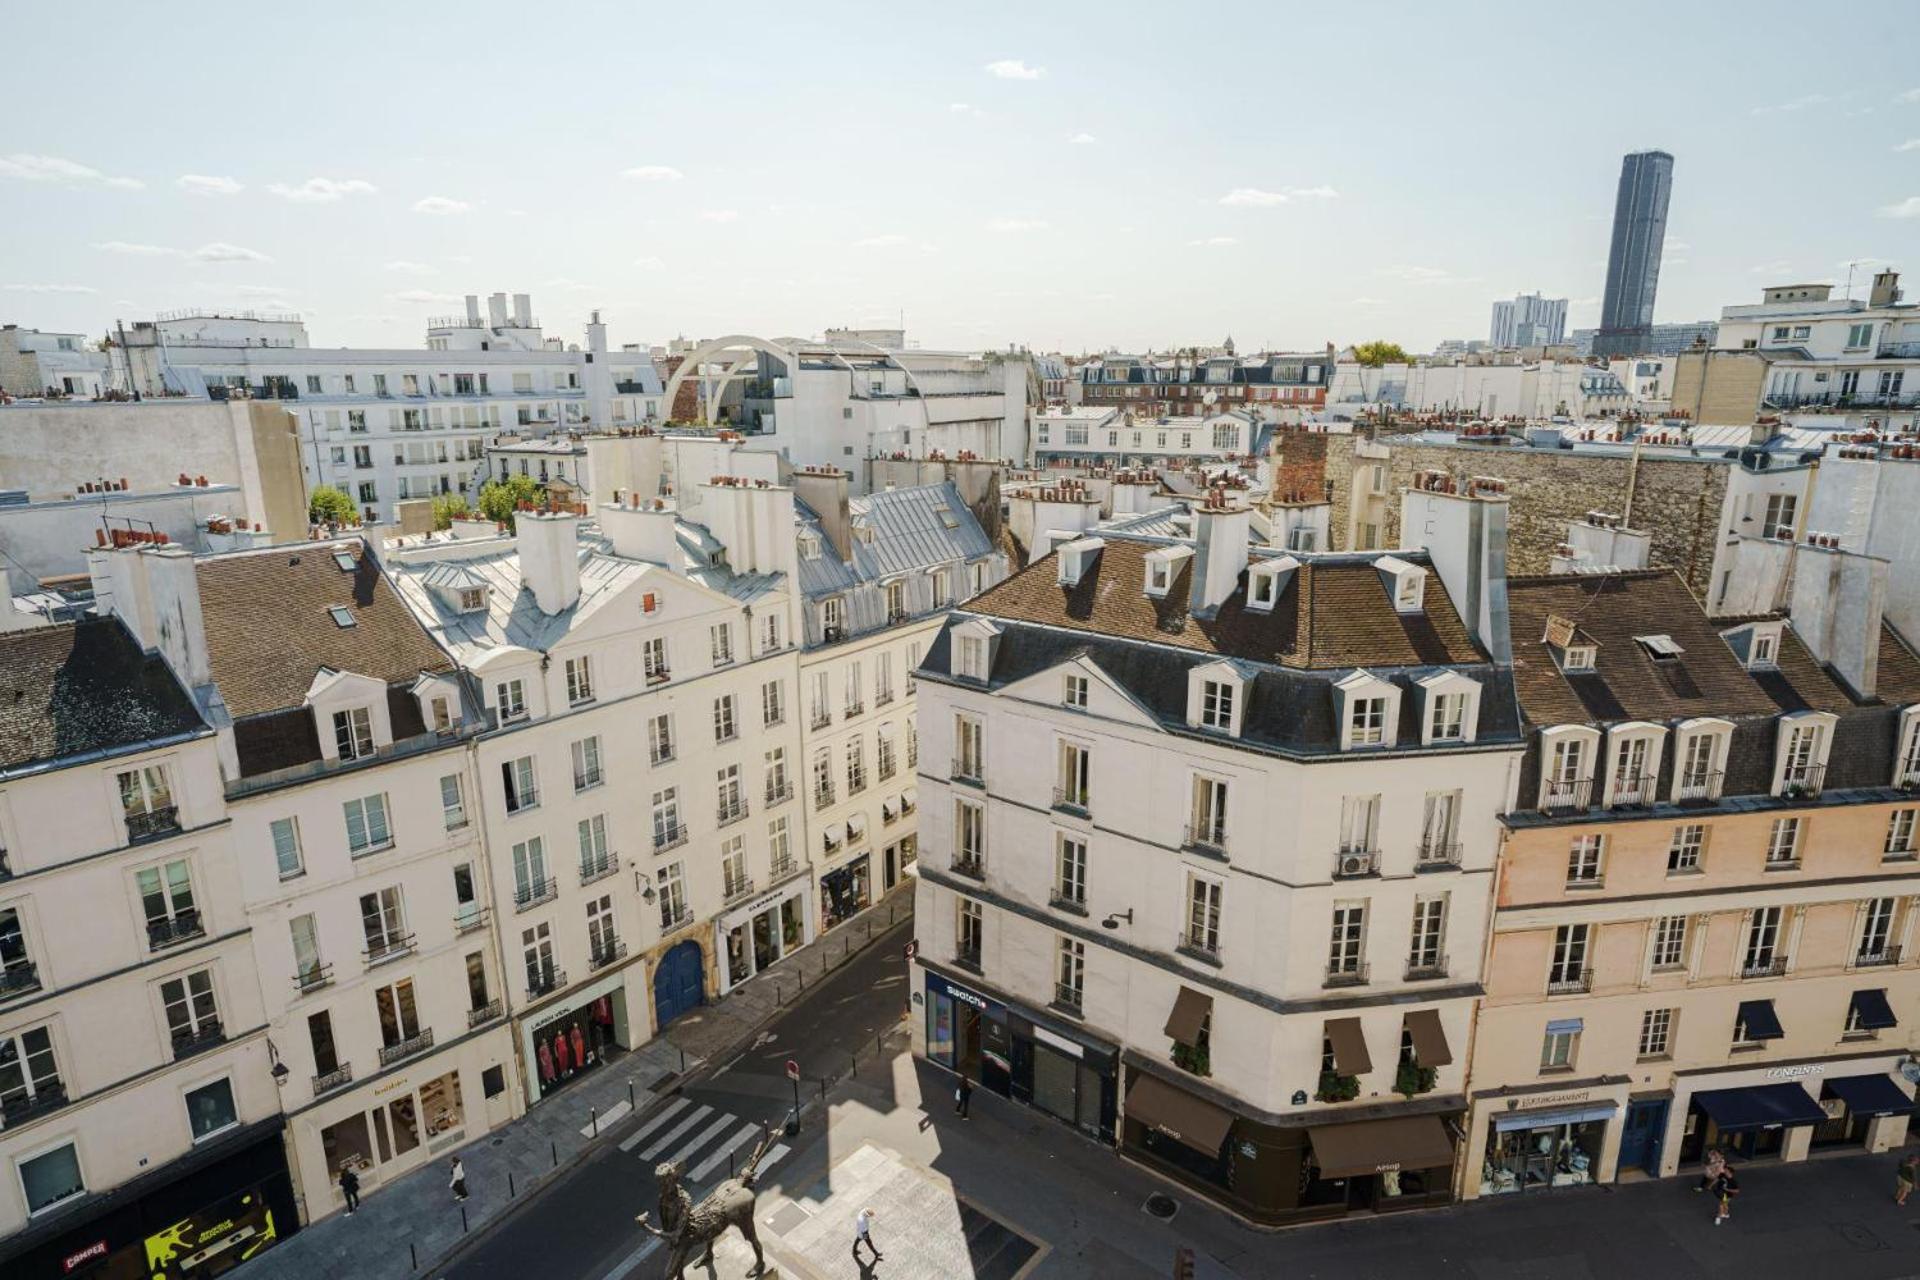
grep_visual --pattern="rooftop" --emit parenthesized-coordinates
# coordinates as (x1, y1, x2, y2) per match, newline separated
(0, 618, 207, 774)
(795, 481, 996, 599)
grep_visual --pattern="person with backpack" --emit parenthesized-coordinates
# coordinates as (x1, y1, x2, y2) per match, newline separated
(1710, 1165, 1740, 1226)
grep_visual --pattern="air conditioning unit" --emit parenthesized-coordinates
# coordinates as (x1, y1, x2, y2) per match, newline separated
(1339, 852, 1373, 878)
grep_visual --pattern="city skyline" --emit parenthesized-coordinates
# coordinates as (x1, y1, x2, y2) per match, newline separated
(2, 0, 1917, 354)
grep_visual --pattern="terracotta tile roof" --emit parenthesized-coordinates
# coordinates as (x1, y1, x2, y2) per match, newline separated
(196, 542, 452, 720)
(0, 618, 206, 771)
(962, 538, 1484, 669)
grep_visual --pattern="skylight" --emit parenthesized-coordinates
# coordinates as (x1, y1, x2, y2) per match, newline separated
(1635, 634, 1685, 659)
(329, 606, 357, 628)
(332, 550, 357, 572)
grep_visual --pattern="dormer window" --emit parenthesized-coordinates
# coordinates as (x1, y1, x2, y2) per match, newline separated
(1375, 556, 1426, 613)
(458, 587, 486, 613)
(1149, 561, 1172, 594)
(1635, 634, 1685, 661)
(1429, 693, 1466, 741)
(1335, 670, 1402, 751)
(1057, 538, 1104, 587)
(333, 708, 374, 761)
(1064, 674, 1088, 709)
(1416, 670, 1481, 746)
(1562, 645, 1596, 672)
(1245, 555, 1298, 613)
(1200, 680, 1235, 731)
(1350, 697, 1386, 744)
(1751, 632, 1777, 666)
(496, 678, 527, 723)
(800, 534, 822, 559)
(958, 636, 986, 681)
(1144, 546, 1192, 599)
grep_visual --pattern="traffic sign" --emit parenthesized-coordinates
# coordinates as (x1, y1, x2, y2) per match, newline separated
(785, 1058, 800, 1082)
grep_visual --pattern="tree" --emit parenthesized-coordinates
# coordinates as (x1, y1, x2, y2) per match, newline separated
(308, 484, 357, 526)
(476, 474, 544, 529)
(431, 493, 472, 531)
(1351, 340, 1411, 368)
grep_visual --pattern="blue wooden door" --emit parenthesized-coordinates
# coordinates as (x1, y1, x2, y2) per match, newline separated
(653, 940, 704, 1029)
(1619, 1099, 1668, 1174)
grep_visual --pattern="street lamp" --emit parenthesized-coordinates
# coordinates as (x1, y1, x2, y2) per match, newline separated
(1101, 909, 1134, 931)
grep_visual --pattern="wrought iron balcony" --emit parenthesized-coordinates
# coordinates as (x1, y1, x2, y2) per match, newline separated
(147, 909, 205, 951)
(312, 1065, 354, 1095)
(293, 963, 333, 995)
(363, 933, 417, 966)
(1416, 839, 1461, 868)
(1183, 822, 1228, 856)
(0, 962, 42, 1000)
(810, 708, 833, 731)
(813, 783, 836, 810)
(844, 699, 864, 718)
(765, 779, 794, 807)
(659, 904, 694, 932)
(1, 1082, 69, 1126)
(717, 797, 750, 827)
(1778, 764, 1826, 798)
(527, 966, 566, 998)
(1855, 945, 1902, 969)
(653, 821, 688, 854)
(454, 906, 491, 935)
(1052, 982, 1084, 1015)
(1608, 770, 1655, 807)
(769, 855, 798, 882)
(1741, 955, 1789, 980)
(467, 998, 503, 1029)
(579, 856, 618, 888)
(126, 805, 183, 843)
(1546, 969, 1594, 995)
(1673, 771, 1724, 804)
(377, 1028, 435, 1067)
(171, 1020, 226, 1060)
(1540, 777, 1593, 812)
(723, 876, 756, 907)
(589, 939, 628, 972)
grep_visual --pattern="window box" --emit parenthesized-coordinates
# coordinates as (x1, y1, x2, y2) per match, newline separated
(1172, 1041, 1211, 1078)
(1394, 1061, 1438, 1098)
(1315, 1070, 1360, 1103)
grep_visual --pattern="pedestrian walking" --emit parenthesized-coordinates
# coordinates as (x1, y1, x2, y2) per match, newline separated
(449, 1156, 468, 1203)
(1710, 1167, 1740, 1226)
(339, 1163, 361, 1216)
(1694, 1147, 1726, 1191)
(1897, 1153, 1919, 1206)
(852, 1205, 883, 1263)
(954, 1074, 972, 1119)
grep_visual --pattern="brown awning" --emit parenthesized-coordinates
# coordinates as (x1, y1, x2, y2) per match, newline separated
(1307, 1115, 1456, 1179)
(1163, 986, 1213, 1046)
(1404, 1008, 1453, 1067)
(1324, 1017, 1372, 1077)
(1124, 1071, 1234, 1157)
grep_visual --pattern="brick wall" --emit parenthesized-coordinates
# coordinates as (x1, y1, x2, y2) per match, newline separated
(1671, 350, 1768, 425)
(1271, 426, 1328, 502)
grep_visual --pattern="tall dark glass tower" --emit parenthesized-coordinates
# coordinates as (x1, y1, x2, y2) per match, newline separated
(1594, 150, 1673, 357)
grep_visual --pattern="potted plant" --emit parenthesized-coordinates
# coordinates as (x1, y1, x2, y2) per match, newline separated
(1315, 1071, 1359, 1103)
(1394, 1061, 1438, 1098)
(1172, 1041, 1211, 1078)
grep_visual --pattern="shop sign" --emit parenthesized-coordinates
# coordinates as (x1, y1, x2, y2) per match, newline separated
(62, 1241, 108, 1273)
(947, 985, 989, 1011)
(1033, 1026, 1084, 1059)
(1518, 1089, 1591, 1109)
(1237, 1140, 1258, 1159)
(1765, 1064, 1826, 1080)
(1374, 1162, 1402, 1174)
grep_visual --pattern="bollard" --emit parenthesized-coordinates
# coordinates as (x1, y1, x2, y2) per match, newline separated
(591, 1106, 598, 1137)
(851, 1051, 858, 1077)
(628, 1080, 635, 1109)
(410, 1242, 418, 1271)
(820, 1078, 827, 1105)
(551, 1140, 558, 1168)
(509, 1171, 516, 1199)
(729, 1148, 736, 1176)
(679, 1046, 687, 1072)
(461, 1204, 469, 1234)
(799, 970, 805, 993)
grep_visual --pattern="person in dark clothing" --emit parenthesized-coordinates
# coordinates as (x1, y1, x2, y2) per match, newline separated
(954, 1074, 972, 1119)
(339, 1164, 361, 1215)
(449, 1156, 468, 1203)
(1710, 1167, 1740, 1226)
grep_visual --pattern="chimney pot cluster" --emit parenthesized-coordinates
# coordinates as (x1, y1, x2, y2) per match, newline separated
(1805, 531, 1842, 549)
(1468, 476, 1509, 498)
(99, 527, 169, 549)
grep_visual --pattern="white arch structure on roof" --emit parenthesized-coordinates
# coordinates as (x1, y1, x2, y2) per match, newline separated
(660, 332, 928, 425)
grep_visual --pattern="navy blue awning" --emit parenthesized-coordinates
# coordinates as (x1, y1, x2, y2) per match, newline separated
(1826, 1074, 1915, 1118)
(1735, 1000, 1784, 1041)
(1695, 1082, 1827, 1132)
(1849, 988, 1898, 1031)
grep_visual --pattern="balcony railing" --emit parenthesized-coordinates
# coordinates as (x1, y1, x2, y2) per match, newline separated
(765, 779, 794, 807)
(950, 759, 983, 787)
(723, 876, 756, 906)
(1540, 778, 1593, 812)
(526, 966, 566, 999)
(377, 1028, 435, 1068)
(1333, 847, 1378, 879)
(1899, 763, 1920, 790)
(514, 875, 557, 912)
(126, 805, 183, 843)
(0, 962, 42, 1000)
(468, 998, 503, 1028)
(1778, 764, 1826, 798)
(845, 700, 865, 718)
(876, 688, 895, 708)
(1546, 969, 1594, 995)
(1324, 962, 1369, 988)
(363, 933, 416, 967)
(455, 906, 491, 935)
(659, 904, 694, 932)
(148, 909, 205, 951)
(1673, 771, 1724, 804)
(1855, 945, 1902, 969)
(1051, 787, 1090, 816)
(579, 856, 619, 888)
(813, 784, 836, 809)
(846, 772, 867, 796)
(589, 939, 628, 972)
(172, 1019, 226, 1060)
(1608, 771, 1655, 807)
(950, 856, 984, 881)
(810, 708, 833, 731)
(293, 963, 333, 995)
(2, 1082, 69, 1126)
(1405, 954, 1449, 981)
(953, 945, 982, 973)
(645, 666, 671, 686)
(1052, 982, 1084, 1015)
(653, 821, 688, 854)
(769, 855, 798, 882)
(1183, 822, 1228, 856)
(311, 1066, 354, 1096)
(1741, 955, 1789, 979)
(1416, 839, 1461, 868)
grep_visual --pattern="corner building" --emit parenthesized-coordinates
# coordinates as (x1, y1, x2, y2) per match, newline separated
(910, 483, 1524, 1226)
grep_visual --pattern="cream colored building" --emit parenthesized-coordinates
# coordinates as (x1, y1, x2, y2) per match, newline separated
(1464, 545, 1920, 1199)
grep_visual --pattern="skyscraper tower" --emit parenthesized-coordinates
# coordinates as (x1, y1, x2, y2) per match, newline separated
(1594, 150, 1674, 358)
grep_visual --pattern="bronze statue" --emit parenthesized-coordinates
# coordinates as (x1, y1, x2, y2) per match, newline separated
(636, 1126, 775, 1278)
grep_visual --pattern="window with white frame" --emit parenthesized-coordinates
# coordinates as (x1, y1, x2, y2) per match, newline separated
(1667, 823, 1705, 873)
(1199, 679, 1235, 732)
(571, 736, 603, 792)
(958, 635, 986, 680)
(769, 815, 793, 874)
(647, 712, 674, 764)
(876, 728, 896, 780)
(1651, 915, 1688, 970)
(820, 597, 845, 638)
(565, 656, 594, 705)
(766, 746, 791, 800)
(956, 897, 983, 962)
(1761, 493, 1797, 541)
(577, 814, 612, 879)
(1779, 718, 1827, 792)
(1638, 1008, 1674, 1059)
(1541, 731, 1595, 807)
(1326, 901, 1365, 977)
(1566, 834, 1605, 886)
(116, 764, 176, 833)
(501, 756, 538, 814)
(1742, 906, 1783, 973)
(845, 739, 866, 794)
(495, 679, 527, 722)
(1675, 728, 1721, 799)
(510, 837, 548, 902)
(332, 707, 374, 760)
(762, 680, 784, 727)
(586, 894, 619, 962)
(1420, 791, 1459, 861)
(1064, 673, 1088, 708)
(710, 623, 734, 667)
(1899, 711, 1920, 786)
(844, 661, 863, 715)
(954, 715, 984, 780)
(1541, 1021, 1580, 1071)
(876, 652, 894, 705)
(1339, 794, 1380, 855)
(1749, 630, 1778, 667)
(1409, 896, 1446, 973)
(1428, 692, 1466, 742)
(812, 748, 834, 807)
(721, 836, 749, 898)
(1056, 936, 1085, 1009)
(1348, 695, 1386, 747)
(1056, 741, 1090, 810)
(643, 637, 668, 683)
(343, 794, 392, 855)
(954, 799, 985, 872)
(1888, 810, 1918, 859)
(1549, 923, 1589, 988)
(1609, 732, 1656, 804)
(270, 817, 304, 879)
(161, 968, 221, 1049)
(657, 863, 688, 928)
(1186, 875, 1223, 955)
(19, 1141, 85, 1214)
(0, 1022, 63, 1120)
(439, 773, 467, 831)
(713, 694, 738, 743)
(522, 922, 556, 990)
(1190, 776, 1229, 849)
(907, 641, 921, 692)
(1055, 833, 1087, 906)
(652, 788, 682, 847)
(762, 612, 781, 653)
(718, 763, 745, 819)
(1765, 816, 1803, 867)
(1859, 897, 1897, 963)
(931, 569, 951, 609)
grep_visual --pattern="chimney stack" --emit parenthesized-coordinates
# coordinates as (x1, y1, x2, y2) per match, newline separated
(1188, 489, 1252, 616)
(790, 467, 853, 560)
(487, 292, 509, 329)
(1399, 476, 1511, 663)
(515, 503, 582, 614)
(513, 292, 533, 327)
(598, 492, 681, 568)
(1789, 539, 1887, 699)
(87, 539, 213, 691)
(700, 477, 797, 578)
(464, 294, 481, 326)
(1870, 270, 1903, 309)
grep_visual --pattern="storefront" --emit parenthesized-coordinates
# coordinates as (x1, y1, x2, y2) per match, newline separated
(819, 852, 871, 932)
(1479, 1101, 1617, 1195)
(0, 1123, 297, 1280)
(518, 970, 632, 1102)
(718, 880, 812, 992)
(317, 1064, 472, 1199)
(922, 969, 1011, 1097)
(880, 831, 917, 893)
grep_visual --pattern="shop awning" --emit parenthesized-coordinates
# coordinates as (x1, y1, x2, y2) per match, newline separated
(1163, 986, 1213, 1046)
(1734, 1000, 1784, 1041)
(1694, 1082, 1826, 1132)
(1493, 1102, 1618, 1132)
(1307, 1115, 1456, 1179)
(1325, 1017, 1373, 1077)
(1849, 988, 1898, 1031)
(1404, 1009, 1453, 1067)
(1825, 1073, 1915, 1118)
(1124, 1071, 1234, 1156)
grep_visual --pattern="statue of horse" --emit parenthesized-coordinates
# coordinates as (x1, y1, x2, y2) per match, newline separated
(636, 1126, 775, 1278)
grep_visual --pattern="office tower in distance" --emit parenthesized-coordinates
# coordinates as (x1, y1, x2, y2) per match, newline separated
(1594, 150, 1674, 357)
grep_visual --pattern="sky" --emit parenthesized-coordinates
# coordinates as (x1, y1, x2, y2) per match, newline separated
(3, 1, 1917, 356)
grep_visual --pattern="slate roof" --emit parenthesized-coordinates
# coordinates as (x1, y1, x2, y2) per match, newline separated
(196, 542, 453, 719)
(963, 538, 1484, 670)
(794, 481, 994, 600)
(0, 618, 206, 772)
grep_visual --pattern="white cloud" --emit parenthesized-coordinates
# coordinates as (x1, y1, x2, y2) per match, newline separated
(1749, 259, 1794, 275)
(623, 165, 683, 181)
(701, 209, 740, 222)
(633, 256, 665, 270)
(193, 242, 271, 263)
(1751, 93, 1829, 116)
(0, 153, 142, 190)
(984, 59, 1044, 80)
(1068, 132, 1097, 145)
(1897, 88, 1920, 104)
(1898, 139, 1920, 152)
(852, 233, 911, 248)
(3, 283, 99, 294)
(447, 255, 474, 265)
(267, 177, 377, 203)
(384, 260, 434, 275)
(1378, 264, 1478, 285)
(1879, 196, 1920, 218)
(987, 217, 1048, 233)
(411, 196, 471, 215)
(92, 240, 177, 256)
(1219, 184, 1338, 207)
(390, 289, 464, 305)
(1187, 236, 1239, 247)
(176, 174, 243, 196)
(948, 102, 980, 117)
(1287, 185, 1340, 199)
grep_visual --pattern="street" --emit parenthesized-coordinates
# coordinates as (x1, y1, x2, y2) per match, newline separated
(441, 919, 911, 1280)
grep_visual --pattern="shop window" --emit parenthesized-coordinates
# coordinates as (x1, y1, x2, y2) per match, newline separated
(1483, 1116, 1603, 1194)
(185, 1078, 238, 1141)
(388, 1094, 421, 1157)
(421, 1071, 465, 1141)
(482, 1065, 506, 1098)
(19, 1142, 85, 1214)
(321, 1113, 374, 1177)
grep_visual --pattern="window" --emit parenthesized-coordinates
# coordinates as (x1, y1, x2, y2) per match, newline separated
(357, 885, 407, 958)
(290, 913, 324, 989)
(657, 863, 688, 928)
(1428, 692, 1466, 742)
(270, 817, 304, 879)
(19, 1142, 84, 1215)
(587, 894, 619, 964)
(647, 713, 674, 764)
(954, 799, 985, 873)
(441, 774, 468, 831)
(1652, 915, 1688, 970)
(720, 837, 748, 899)
(957, 898, 984, 964)
(161, 969, 220, 1050)
(1761, 494, 1797, 541)
(522, 923, 556, 993)
(495, 679, 527, 722)
(1199, 679, 1235, 731)
(713, 695, 738, 744)
(1339, 793, 1379, 856)
(710, 623, 734, 667)
(1743, 906, 1783, 974)
(0, 1025, 62, 1121)
(577, 814, 611, 880)
(565, 656, 594, 705)
(1540, 1023, 1578, 1071)
(844, 661, 864, 715)
(769, 815, 793, 875)
(1326, 901, 1365, 978)
(1858, 897, 1897, 964)
(1566, 834, 1605, 886)
(137, 859, 199, 944)
(1846, 322, 1874, 350)
(1420, 791, 1459, 862)
(1056, 741, 1090, 811)
(1349, 696, 1386, 746)
(117, 764, 177, 837)
(185, 1078, 238, 1141)
(958, 635, 986, 680)
(333, 707, 374, 760)
(1610, 734, 1653, 802)
(1055, 834, 1087, 906)
(1056, 936, 1085, 1010)
(813, 749, 835, 808)
(1064, 674, 1088, 709)
(1676, 732, 1719, 798)
(1546, 736, 1590, 805)
(1549, 923, 1589, 989)
(1667, 823, 1705, 873)
(761, 612, 781, 652)
(652, 788, 683, 848)
(1766, 816, 1803, 868)
(1750, 632, 1777, 667)
(886, 580, 906, 622)
(430, 696, 453, 732)
(0, 908, 31, 987)
(564, 736, 603, 793)
(1887, 810, 1917, 859)
(718, 762, 746, 821)
(502, 757, 538, 814)
(1409, 896, 1446, 974)
(875, 653, 894, 705)
(821, 597, 845, 639)
(907, 641, 921, 692)
(954, 714, 984, 781)
(1781, 720, 1825, 791)
(643, 637, 668, 683)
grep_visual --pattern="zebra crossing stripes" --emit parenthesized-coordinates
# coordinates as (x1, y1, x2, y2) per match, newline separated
(688, 1123, 764, 1182)
(666, 1114, 737, 1170)
(638, 1104, 714, 1161)
(618, 1096, 691, 1153)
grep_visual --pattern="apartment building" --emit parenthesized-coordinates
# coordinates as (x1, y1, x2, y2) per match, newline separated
(1077, 351, 1331, 421)
(1032, 408, 1270, 470)
(1465, 545, 1920, 1198)
(0, 612, 286, 1275)
(909, 483, 1524, 1227)
(0, 326, 110, 400)
(1325, 358, 1631, 421)
(1716, 274, 1918, 414)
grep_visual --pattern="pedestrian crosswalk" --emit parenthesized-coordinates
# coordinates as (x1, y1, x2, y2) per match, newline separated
(616, 1095, 790, 1186)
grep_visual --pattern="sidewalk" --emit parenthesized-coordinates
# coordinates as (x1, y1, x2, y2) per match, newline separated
(262, 888, 913, 1280)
